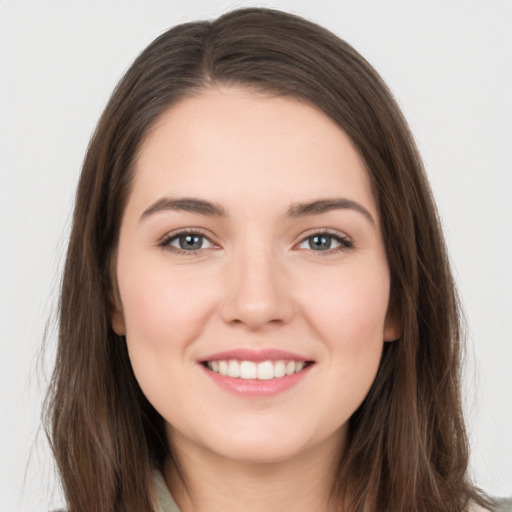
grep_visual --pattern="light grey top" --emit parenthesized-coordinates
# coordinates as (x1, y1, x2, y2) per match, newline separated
(153, 469, 181, 512)
(151, 469, 512, 512)
(52, 475, 511, 512)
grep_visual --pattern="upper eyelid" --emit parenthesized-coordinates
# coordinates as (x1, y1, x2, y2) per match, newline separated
(159, 227, 213, 243)
(297, 227, 350, 239)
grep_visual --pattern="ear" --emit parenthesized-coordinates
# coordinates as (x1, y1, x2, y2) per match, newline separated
(111, 305, 126, 336)
(109, 250, 125, 336)
(383, 299, 402, 342)
(109, 278, 126, 336)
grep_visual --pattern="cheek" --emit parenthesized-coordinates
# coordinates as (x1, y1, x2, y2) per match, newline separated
(300, 264, 390, 354)
(299, 265, 390, 419)
(117, 262, 218, 416)
(117, 261, 216, 355)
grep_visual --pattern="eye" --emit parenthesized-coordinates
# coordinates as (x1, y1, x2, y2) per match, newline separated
(159, 228, 352, 256)
(160, 229, 215, 255)
(297, 230, 353, 253)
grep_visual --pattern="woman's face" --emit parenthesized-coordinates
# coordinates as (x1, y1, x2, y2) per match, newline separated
(113, 87, 399, 465)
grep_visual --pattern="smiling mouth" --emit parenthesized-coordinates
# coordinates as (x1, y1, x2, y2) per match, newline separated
(202, 360, 314, 380)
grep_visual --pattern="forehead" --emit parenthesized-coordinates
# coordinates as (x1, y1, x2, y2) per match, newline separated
(131, 86, 377, 219)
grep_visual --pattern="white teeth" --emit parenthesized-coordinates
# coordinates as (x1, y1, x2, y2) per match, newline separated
(285, 361, 295, 375)
(274, 360, 286, 378)
(240, 361, 257, 379)
(257, 361, 274, 380)
(227, 360, 240, 378)
(207, 359, 308, 379)
(218, 360, 228, 375)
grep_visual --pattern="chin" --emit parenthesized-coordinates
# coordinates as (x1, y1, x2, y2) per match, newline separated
(211, 438, 305, 465)
(195, 421, 325, 466)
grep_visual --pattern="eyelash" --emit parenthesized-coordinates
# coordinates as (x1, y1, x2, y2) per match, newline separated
(158, 228, 353, 256)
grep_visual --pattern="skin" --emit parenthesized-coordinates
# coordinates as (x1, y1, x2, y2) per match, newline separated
(112, 87, 400, 511)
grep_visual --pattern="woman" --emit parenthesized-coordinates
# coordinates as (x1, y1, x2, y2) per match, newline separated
(44, 7, 499, 512)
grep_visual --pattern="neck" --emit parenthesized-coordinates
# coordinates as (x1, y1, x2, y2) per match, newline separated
(163, 431, 344, 512)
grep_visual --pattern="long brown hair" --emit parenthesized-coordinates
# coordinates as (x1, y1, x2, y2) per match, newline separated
(44, 7, 492, 511)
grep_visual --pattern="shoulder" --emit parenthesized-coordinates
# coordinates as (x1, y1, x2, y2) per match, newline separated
(469, 505, 490, 512)
(492, 498, 512, 512)
(469, 499, 512, 512)
(153, 469, 181, 512)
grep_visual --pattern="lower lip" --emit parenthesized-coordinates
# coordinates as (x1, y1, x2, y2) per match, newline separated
(200, 364, 314, 397)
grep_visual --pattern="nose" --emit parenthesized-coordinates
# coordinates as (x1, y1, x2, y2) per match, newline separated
(219, 245, 296, 330)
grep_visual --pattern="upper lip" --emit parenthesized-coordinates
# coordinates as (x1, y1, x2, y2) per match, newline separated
(200, 348, 313, 363)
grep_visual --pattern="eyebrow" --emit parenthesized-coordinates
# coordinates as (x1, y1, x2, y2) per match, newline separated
(140, 197, 375, 225)
(287, 198, 374, 225)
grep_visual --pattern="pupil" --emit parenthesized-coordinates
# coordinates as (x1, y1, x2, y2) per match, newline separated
(180, 234, 202, 250)
(311, 235, 331, 250)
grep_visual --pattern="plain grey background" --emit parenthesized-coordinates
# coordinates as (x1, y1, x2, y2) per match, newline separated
(1, 1, 511, 510)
